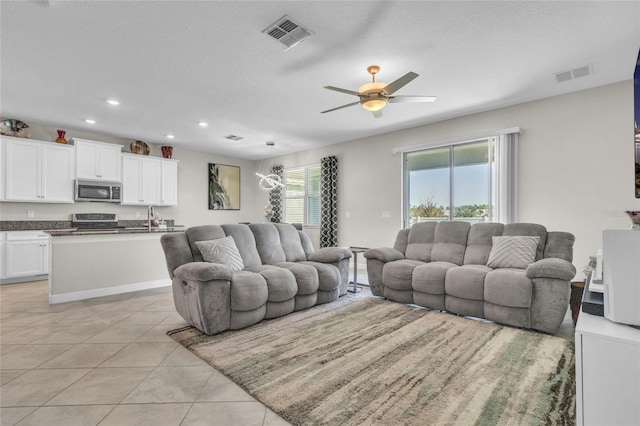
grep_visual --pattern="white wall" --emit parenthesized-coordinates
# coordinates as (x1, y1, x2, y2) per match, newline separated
(0, 123, 264, 226)
(269, 81, 640, 278)
(3, 81, 637, 278)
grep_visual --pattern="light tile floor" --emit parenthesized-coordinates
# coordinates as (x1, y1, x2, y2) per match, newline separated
(1, 280, 574, 426)
(0, 281, 291, 426)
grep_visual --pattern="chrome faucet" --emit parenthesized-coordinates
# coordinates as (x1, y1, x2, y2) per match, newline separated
(147, 205, 155, 230)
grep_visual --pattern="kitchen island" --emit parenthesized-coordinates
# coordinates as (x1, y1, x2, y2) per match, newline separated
(47, 227, 183, 304)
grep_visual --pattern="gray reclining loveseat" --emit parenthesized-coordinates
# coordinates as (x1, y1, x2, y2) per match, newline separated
(364, 222, 576, 334)
(161, 223, 351, 335)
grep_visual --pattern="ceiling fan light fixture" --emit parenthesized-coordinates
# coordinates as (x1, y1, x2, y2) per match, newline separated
(361, 98, 387, 111)
(358, 81, 387, 94)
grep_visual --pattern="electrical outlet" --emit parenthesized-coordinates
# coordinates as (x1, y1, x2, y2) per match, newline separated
(345, 212, 351, 218)
(27, 210, 35, 218)
(135, 212, 141, 218)
(381, 211, 391, 219)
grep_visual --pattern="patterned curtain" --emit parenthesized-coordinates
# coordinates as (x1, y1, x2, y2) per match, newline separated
(320, 156, 338, 247)
(269, 165, 284, 223)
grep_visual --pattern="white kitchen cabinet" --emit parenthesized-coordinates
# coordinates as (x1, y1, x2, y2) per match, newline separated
(122, 154, 178, 206)
(73, 138, 123, 181)
(122, 154, 160, 205)
(2, 136, 75, 203)
(0, 231, 49, 282)
(159, 159, 178, 206)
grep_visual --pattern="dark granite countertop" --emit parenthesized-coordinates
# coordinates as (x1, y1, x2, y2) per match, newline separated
(0, 220, 178, 232)
(45, 226, 185, 237)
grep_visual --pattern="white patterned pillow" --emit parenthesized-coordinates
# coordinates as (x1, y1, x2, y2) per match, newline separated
(195, 236, 244, 272)
(486, 236, 540, 269)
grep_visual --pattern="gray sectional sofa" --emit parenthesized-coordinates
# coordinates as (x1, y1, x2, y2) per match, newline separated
(364, 222, 576, 334)
(161, 223, 351, 335)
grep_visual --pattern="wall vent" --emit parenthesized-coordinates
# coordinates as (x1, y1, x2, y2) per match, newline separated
(554, 64, 592, 83)
(263, 15, 314, 51)
(224, 134, 243, 141)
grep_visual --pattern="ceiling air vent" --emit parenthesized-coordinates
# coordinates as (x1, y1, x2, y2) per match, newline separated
(224, 134, 243, 141)
(263, 15, 314, 51)
(554, 64, 592, 83)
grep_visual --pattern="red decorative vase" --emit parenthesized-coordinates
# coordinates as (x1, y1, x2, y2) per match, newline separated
(55, 129, 67, 144)
(161, 145, 173, 159)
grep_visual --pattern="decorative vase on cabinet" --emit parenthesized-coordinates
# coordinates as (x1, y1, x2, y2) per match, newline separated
(56, 130, 67, 144)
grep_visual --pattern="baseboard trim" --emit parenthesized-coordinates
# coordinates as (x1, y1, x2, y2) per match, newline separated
(49, 279, 171, 304)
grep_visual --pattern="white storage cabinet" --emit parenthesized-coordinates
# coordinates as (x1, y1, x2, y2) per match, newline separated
(121, 154, 178, 206)
(0, 231, 49, 282)
(575, 311, 640, 425)
(159, 159, 178, 206)
(73, 138, 123, 181)
(2, 136, 75, 203)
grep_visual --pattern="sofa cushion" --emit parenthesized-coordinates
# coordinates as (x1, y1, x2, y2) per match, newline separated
(276, 262, 319, 295)
(487, 236, 539, 269)
(383, 260, 424, 291)
(404, 222, 437, 261)
(445, 265, 492, 301)
(484, 268, 533, 308)
(230, 271, 268, 311)
(246, 265, 297, 302)
(431, 221, 471, 265)
(186, 225, 226, 262)
(412, 261, 457, 295)
(543, 231, 575, 262)
(463, 223, 505, 265)
(275, 223, 307, 262)
(196, 236, 245, 272)
(250, 224, 287, 265)
(221, 224, 263, 268)
(300, 261, 340, 292)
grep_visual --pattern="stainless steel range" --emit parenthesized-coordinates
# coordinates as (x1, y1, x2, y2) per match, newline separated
(71, 213, 125, 230)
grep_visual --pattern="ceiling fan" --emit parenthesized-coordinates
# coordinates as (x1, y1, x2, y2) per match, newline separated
(321, 65, 437, 118)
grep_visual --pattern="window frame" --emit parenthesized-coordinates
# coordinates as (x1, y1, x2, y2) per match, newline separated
(283, 164, 321, 227)
(402, 132, 518, 227)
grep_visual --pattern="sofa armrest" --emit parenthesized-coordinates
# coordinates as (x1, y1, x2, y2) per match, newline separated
(526, 258, 576, 281)
(173, 262, 233, 282)
(308, 247, 353, 263)
(364, 247, 405, 263)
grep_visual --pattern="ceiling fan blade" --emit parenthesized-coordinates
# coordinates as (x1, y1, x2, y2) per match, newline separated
(324, 86, 361, 97)
(382, 72, 419, 95)
(372, 109, 383, 119)
(389, 95, 437, 103)
(321, 101, 360, 114)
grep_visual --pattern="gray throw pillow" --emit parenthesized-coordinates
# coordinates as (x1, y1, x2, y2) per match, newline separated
(486, 236, 540, 269)
(195, 236, 244, 272)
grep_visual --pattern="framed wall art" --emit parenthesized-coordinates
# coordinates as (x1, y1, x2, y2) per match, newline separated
(209, 163, 240, 210)
(634, 47, 640, 198)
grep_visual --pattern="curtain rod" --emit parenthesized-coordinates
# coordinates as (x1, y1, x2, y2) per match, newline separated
(392, 126, 520, 154)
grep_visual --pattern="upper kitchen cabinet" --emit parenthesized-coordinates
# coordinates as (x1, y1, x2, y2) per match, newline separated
(121, 154, 178, 206)
(122, 154, 160, 205)
(160, 159, 178, 206)
(2, 136, 75, 203)
(73, 138, 123, 181)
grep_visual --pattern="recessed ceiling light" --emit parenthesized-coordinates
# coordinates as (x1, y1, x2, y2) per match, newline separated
(105, 99, 120, 105)
(198, 121, 209, 127)
(165, 134, 175, 139)
(85, 119, 96, 124)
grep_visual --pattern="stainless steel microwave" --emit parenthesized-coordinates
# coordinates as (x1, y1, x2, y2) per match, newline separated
(74, 180, 122, 203)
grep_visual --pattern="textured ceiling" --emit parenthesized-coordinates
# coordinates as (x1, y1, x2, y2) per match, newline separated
(1, 1, 639, 160)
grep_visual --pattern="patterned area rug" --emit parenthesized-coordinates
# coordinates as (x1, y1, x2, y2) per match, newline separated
(168, 297, 575, 426)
